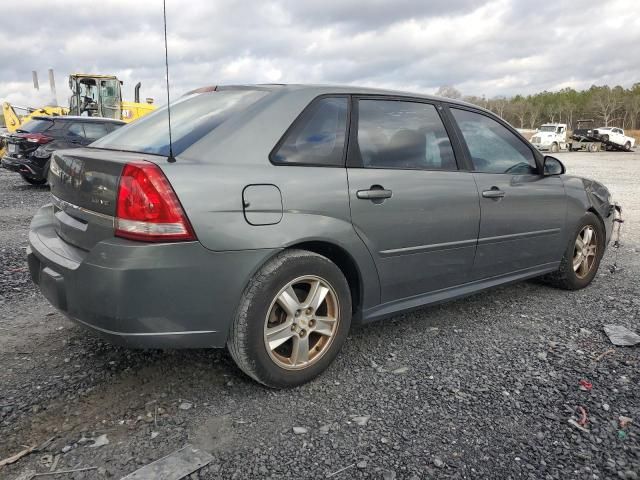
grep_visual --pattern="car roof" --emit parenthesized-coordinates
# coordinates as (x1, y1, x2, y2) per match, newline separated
(209, 83, 486, 110)
(31, 115, 126, 124)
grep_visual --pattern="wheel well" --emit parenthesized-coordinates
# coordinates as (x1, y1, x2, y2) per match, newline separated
(586, 207, 606, 234)
(288, 241, 362, 315)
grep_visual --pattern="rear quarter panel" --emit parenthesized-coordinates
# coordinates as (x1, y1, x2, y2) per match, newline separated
(161, 89, 382, 310)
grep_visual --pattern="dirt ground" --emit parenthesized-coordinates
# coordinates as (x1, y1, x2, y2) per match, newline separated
(0, 151, 638, 479)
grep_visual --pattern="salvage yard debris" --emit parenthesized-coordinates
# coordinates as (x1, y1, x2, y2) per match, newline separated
(603, 324, 640, 346)
(578, 379, 593, 391)
(120, 444, 213, 480)
(0, 445, 36, 468)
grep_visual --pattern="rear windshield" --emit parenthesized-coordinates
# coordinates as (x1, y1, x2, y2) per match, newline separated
(16, 119, 54, 133)
(91, 89, 269, 156)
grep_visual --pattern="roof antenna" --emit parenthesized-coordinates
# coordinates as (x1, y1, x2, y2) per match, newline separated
(163, 0, 176, 163)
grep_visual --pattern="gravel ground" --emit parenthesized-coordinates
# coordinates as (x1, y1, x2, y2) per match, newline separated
(0, 152, 639, 480)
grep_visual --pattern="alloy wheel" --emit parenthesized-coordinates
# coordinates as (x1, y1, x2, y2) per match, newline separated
(573, 225, 597, 279)
(263, 275, 340, 370)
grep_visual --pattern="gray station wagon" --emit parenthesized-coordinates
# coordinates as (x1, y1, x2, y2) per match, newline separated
(27, 85, 620, 387)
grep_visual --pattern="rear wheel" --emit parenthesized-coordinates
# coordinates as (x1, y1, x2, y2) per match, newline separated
(601, 134, 609, 143)
(20, 174, 47, 186)
(227, 250, 352, 388)
(588, 143, 599, 152)
(546, 212, 605, 290)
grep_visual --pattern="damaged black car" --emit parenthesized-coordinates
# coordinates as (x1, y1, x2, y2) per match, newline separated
(1, 116, 125, 185)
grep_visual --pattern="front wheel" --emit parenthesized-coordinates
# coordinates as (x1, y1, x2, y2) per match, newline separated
(546, 212, 605, 290)
(550, 142, 559, 153)
(624, 142, 632, 151)
(228, 250, 352, 388)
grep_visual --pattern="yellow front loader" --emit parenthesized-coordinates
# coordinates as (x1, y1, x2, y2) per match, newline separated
(1, 103, 69, 157)
(2, 103, 68, 133)
(2, 73, 154, 133)
(1, 73, 155, 156)
(68, 73, 155, 122)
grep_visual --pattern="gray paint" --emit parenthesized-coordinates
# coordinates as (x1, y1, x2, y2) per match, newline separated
(27, 85, 618, 348)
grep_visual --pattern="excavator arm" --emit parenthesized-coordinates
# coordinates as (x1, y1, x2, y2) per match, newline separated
(2, 102, 23, 133)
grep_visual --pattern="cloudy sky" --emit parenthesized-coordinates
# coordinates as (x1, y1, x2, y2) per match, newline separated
(1, 0, 639, 108)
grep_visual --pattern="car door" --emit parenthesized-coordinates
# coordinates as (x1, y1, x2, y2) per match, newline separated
(613, 128, 624, 144)
(449, 107, 567, 279)
(347, 98, 480, 303)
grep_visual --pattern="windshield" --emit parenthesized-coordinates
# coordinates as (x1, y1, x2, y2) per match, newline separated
(539, 126, 556, 132)
(16, 119, 54, 133)
(91, 89, 269, 156)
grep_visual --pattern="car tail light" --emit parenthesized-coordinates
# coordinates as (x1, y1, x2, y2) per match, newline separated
(115, 161, 196, 242)
(24, 133, 53, 144)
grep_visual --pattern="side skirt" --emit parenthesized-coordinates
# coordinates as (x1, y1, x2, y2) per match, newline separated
(361, 262, 559, 323)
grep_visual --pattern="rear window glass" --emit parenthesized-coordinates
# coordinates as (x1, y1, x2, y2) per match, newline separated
(91, 90, 269, 156)
(17, 119, 54, 133)
(83, 122, 110, 140)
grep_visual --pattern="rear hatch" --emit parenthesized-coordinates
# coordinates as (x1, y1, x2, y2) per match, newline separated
(47, 87, 272, 252)
(48, 148, 162, 251)
(4, 118, 55, 158)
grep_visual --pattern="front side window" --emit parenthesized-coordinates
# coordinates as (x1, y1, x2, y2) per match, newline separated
(271, 97, 348, 166)
(451, 108, 537, 174)
(356, 100, 457, 170)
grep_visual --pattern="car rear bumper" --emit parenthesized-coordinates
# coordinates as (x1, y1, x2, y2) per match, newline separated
(28, 204, 278, 348)
(2, 155, 47, 179)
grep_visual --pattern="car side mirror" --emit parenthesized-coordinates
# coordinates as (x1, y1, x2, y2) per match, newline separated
(543, 156, 565, 175)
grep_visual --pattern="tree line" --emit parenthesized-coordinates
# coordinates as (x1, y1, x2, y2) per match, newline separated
(436, 84, 640, 130)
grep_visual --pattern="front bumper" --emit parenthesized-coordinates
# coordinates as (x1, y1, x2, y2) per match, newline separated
(28, 204, 277, 348)
(2, 155, 47, 179)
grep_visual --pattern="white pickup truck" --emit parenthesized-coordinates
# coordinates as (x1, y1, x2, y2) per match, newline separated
(530, 123, 567, 152)
(592, 127, 635, 151)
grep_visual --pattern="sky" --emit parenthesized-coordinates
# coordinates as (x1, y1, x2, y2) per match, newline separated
(1, 0, 639, 108)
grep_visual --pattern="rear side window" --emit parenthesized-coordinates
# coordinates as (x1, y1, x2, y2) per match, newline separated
(356, 100, 457, 170)
(83, 122, 110, 140)
(451, 108, 537, 174)
(91, 89, 269, 156)
(271, 97, 348, 166)
(17, 119, 53, 133)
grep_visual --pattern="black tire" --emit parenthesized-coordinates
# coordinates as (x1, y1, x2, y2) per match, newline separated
(546, 212, 605, 290)
(227, 249, 352, 388)
(601, 134, 609, 143)
(588, 143, 599, 153)
(20, 174, 47, 186)
(550, 142, 559, 153)
(624, 142, 631, 151)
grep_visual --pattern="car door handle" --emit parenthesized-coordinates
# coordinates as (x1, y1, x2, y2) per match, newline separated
(482, 188, 506, 199)
(357, 187, 392, 200)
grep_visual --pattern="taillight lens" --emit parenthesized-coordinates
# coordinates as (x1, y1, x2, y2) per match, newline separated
(115, 161, 196, 242)
(24, 133, 53, 144)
